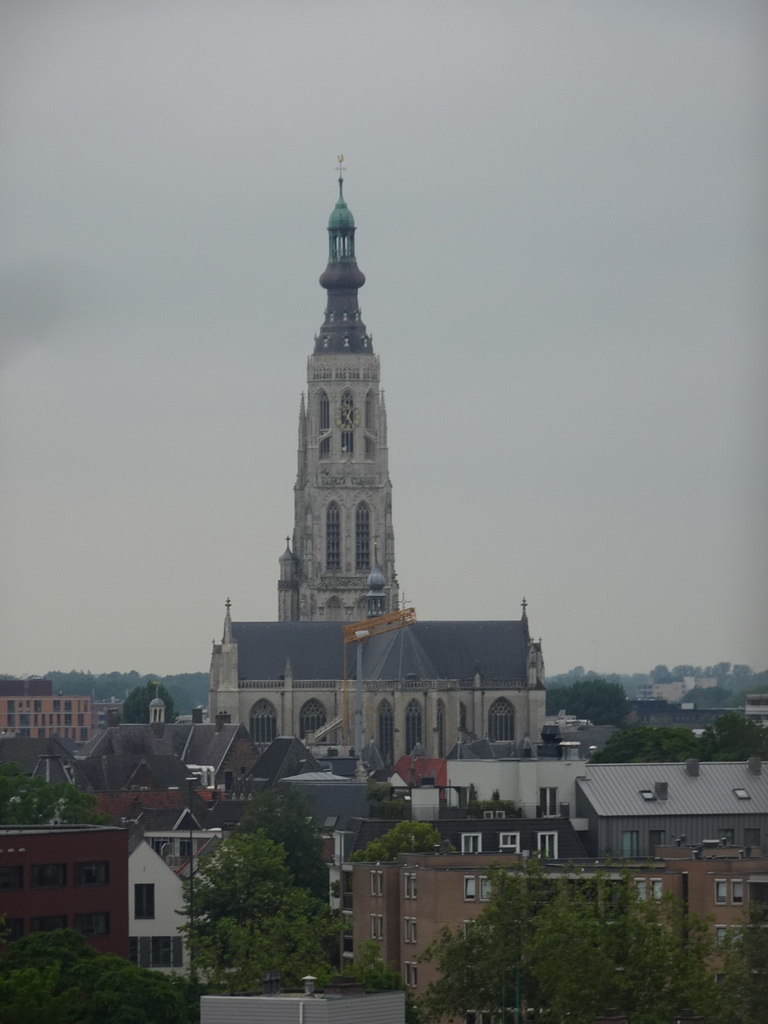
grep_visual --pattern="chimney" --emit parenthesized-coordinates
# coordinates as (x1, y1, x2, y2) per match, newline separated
(302, 976, 316, 996)
(748, 756, 762, 776)
(654, 781, 668, 800)
(685, 759, 699, 777)
(192, 706, 204, 724)
(215, 712, 231, 732)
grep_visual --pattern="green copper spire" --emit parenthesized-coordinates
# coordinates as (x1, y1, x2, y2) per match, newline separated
(327, 155, 356, 260)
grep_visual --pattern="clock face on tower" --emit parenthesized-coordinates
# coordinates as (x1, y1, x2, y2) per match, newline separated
(335, 404, 360, 428)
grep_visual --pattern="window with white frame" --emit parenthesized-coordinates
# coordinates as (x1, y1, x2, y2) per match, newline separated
(462, 919, 475, 936)
(479, 876, 491, 901)
(731, 879, 743, 905)
(715, 925, 727, 947)
(537, 831, 558, 858)
(404, 872, 417, 899)
(635, 878, 647, 901)
(715, 880, 727, 905)
(370, 869, 383, 896)
(499, 832, 521, 853)
(651, 878, 663, 900)
(370, 914, 383, 940)
(461, 833, 482, 854)
(539, 787, 558, 817)
(404, 917, 417, 943)
(464, 875, 477, 900)
(404, 962, 418, 988)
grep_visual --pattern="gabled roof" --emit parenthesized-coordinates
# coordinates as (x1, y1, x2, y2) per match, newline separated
(0, 737, 76, 774)
(279, 778, 370, 830)
(77, 722, 253, 773)
(231, 620, 529, 682)
(251, 737, 321, 787)
(74, 754, 192, 792)
(576, 761, 768, 817)
(393, 755, 448, 787)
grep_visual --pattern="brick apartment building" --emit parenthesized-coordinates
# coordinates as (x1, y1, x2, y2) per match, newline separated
(0, 824, 129, 955)
(0, 679, 93, 742)
(349, 845, 768, 1001)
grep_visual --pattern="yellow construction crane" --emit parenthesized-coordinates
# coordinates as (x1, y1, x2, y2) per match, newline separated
(342, 607, 417, 752)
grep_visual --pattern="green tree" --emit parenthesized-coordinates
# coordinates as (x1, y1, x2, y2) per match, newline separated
(0, 763, 108, 825)
(341, 940, 422, 1024)
(420, 862, 717, 1024)
(121, 681, 177, 724)
(712, 903, 768, 1024)
(0, 929, 192, 1024)
(239, 787, 327, 899)
(546, 678, 627, 726)
(589, 725, 700, 764)
(351, 820, 443, 862)
(184, 830, 337, 991)
(698, 711, 768, 761)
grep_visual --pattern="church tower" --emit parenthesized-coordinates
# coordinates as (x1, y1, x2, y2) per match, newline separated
(278, 167, 398, 621)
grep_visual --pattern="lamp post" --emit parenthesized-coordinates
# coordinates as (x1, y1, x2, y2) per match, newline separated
(186, 776, 196, 967)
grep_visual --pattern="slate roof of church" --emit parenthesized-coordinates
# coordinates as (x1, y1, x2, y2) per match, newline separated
(576, 761, 768, 817)
(231, 620, 529, 682)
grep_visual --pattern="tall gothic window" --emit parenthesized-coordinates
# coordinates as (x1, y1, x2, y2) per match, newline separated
(364, 390, 374, 430)
(459, 702, 467, 733)
(326, 502, 340, 571)
(436, 699, 446, 758)
(355, 503, 370, 571)
(405, 699, 422, 755)
(488, 698, 515, 742)
(340, 391, 354, 455)
(250, 699, 277, 745)
(299, 699, 326, 739)
(378, 700, 394, 765)
(325, 597, 342, 621)
(319, 390, 330, 431)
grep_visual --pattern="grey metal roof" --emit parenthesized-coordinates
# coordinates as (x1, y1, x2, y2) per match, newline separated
(577, 761, 768, 817)
(232, 620, 529, 682)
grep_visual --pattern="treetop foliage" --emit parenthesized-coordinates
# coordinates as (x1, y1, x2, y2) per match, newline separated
(545, 678, 628, 725)
(0, 929, 194, 1024)
(121, 681, 177, 724)
(0, 762, 109, 826)
(351, 820, 443, 862)
(593, 713, 768, 763)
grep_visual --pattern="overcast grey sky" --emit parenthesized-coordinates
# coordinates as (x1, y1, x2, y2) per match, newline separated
(1, 1, 766, 679)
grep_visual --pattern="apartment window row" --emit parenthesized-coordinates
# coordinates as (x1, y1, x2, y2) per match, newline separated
(370, 869, 383, 896)
(715, 879, 743, 905)
(403, 961, 418, 988)
(129, 935, 184, 968)
(370, 914, 384, 940)
(404, 872, 417, 899)
(464, 875, 492, 901)
(462, 831, 557, 857)
(404, 916, 417, 943)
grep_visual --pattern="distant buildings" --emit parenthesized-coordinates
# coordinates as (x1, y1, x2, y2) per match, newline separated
(0, 678, 93, 742)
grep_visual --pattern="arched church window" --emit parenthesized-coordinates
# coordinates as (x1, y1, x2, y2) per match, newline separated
(318, 390, 330, 432)
(325, 596, 343, 621)
(488, 698, 515, 742)
(378, 699, 394, 766)
(320, 436, 331, 459)
(340, 391, 355, 455)
(459, 702, 467, 733)
(364, 436, 375, 459)
(355, 503, 370, 571)
(405, 699, 422, 755)
(326, 503, 340, 571)
(299, 699, 326, 739)
(436, 699, 446, 758)
(364, 390, 374, 431)
(250, 699, 277, 746)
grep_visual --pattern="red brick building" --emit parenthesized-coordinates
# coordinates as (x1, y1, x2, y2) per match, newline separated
(0, 825, 129, 955)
